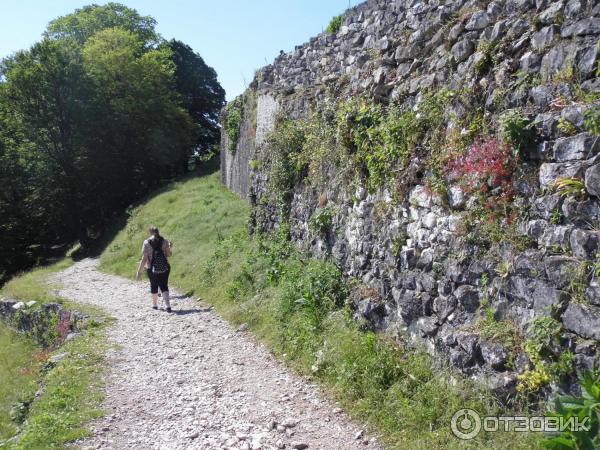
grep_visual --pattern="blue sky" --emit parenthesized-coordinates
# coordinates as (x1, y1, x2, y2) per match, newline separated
(0, 1, 363, 100)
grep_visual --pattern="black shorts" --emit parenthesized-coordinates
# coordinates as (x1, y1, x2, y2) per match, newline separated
(147, 268, 170, 294)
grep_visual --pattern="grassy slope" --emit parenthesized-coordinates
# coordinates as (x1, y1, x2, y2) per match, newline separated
(100, 170, 544, 449)
(1, 259, 73, 305)
(101, 172, 249, 287)
(0, 260, 108, 449)
(0, 325, 40, 441)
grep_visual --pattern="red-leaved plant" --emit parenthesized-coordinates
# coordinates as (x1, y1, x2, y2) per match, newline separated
(446, 137, 518, 194)
(56, 313, 72, 341)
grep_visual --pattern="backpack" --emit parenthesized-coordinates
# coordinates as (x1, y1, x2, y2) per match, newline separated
(149, 237, 170, 274)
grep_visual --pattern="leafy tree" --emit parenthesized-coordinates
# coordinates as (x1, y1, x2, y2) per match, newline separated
(0, 4, 222, 281)
(165, 40, 225, 154)
(1, 39, 92, 243)
(0, 113, 35, 282)
(81, 28, 194, 194)
(0, 76, 75, 281)
(44, 2, 159, 47)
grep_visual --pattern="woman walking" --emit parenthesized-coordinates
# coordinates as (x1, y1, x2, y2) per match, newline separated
(136, 227, 173, 312)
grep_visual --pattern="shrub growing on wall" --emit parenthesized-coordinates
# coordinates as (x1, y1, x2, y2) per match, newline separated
(262, 90, 455, 202)
(266, 118, 307, 210)
(499, 110, 537, 155)
(224, 99, 243, 153)
(336, 91, 452, 192)
(326, 15, 342, 34)
(446, 137, 518, 194)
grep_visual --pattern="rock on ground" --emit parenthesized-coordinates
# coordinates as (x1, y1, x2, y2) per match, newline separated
(59, 259, 377, 450)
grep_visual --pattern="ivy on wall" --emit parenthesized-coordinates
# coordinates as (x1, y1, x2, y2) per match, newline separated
(223, 91, 258, 154)
(223, 99, 243, 153)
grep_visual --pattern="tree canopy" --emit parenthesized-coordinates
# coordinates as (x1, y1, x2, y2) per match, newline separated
(44, 2, 160, 46)
(166, 40, 225, 154)
(0, 3, 225, 283)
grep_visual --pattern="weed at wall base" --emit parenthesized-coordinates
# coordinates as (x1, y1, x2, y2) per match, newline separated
(197, 230, 544, 449)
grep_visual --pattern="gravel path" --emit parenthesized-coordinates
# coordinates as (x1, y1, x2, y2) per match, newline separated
(58, 259, 379, 450)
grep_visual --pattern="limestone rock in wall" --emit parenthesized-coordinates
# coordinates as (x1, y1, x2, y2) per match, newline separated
(255, 94, 279, 146)
(0, 299, 79, 346)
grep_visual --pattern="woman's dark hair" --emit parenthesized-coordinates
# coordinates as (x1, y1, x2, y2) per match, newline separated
(149, 226, 161, 239)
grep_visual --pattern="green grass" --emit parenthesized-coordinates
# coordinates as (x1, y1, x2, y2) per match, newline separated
(12, 320, 107, 449)
(0, 324, 40, 442)
(100, 171, 544, 449)
(0, 258, 109, 449)
(0, 259, 73, 305)
(196, 232, 544, 449)
(101, 172, 249, 287)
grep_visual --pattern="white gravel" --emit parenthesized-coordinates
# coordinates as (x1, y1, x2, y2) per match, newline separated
(57, 259, 379, 450)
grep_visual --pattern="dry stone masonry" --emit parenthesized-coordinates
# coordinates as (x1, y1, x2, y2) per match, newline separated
(0, 299, 79, 346)
(221, 0, 600, 398)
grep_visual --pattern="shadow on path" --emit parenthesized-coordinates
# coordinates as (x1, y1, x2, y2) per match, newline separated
(170, 294, 193, 300)
(172, 307, 212, 316)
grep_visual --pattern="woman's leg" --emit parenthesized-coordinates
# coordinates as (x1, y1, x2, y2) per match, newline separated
(147, 269, 159, 308)
(157, 271, 171, 311)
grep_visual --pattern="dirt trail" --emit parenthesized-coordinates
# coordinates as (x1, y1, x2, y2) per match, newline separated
(58, 259, 378, 450)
